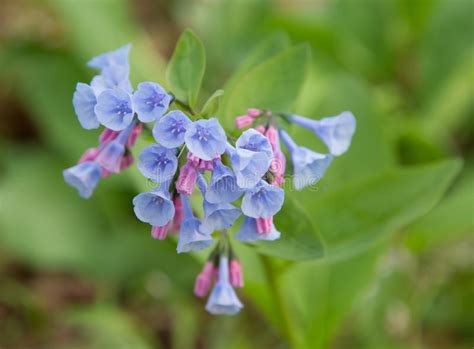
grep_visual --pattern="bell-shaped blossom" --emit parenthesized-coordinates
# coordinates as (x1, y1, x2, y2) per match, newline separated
(205, 160, 241, 204)
(177, 195, 213, 253)
(133, 185, 175, 227)
(63, 161, 102, 199)
(288, 111, 356, 156)
(95, 122, 135, 173)
(229, 260, 244, 288)
(205, 256, 243, 315)
(73, 83, 100, 129)
(133, 82, 172, 122)
(194, 261, 215, 298)
(87, 44, 131, 71)
(95, 88, 134, 131)
(236, 128, 273, 160)
(184, 118, 227, 161)
(153, 110, 192, 148)
(227, 146, 271, 189)
(235, 216, 281, 242)
(241, 180, 284, 218)
(280, 130, 333, 190)
(137, 144, 178, 183)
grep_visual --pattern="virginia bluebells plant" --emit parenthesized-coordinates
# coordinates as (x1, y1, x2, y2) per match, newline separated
(64, 41, 356, 316)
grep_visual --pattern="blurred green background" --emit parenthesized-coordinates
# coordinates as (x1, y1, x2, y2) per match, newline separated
(0, 0, 473, 348)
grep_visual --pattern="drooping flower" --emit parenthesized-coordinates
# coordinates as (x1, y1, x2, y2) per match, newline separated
(90, 66, 133, 96)
(288, 111, 356, 156)
(280, 129, 333, 190)
(194, 261, 215, 298)
(235, 216, 281, 242)
(153, 110, 192, 148)
(184, 118, 227, 161)
(205, 160, 241, 204)
(133, 184, 175, 227)
(72, 83, 100, 129)
(137, 144, 178, 183)
(177, 194, 213, 253)
(87, 44, 132, 71)
(205, 255, 243, 315)
(95, 122, 135, 173)
(63, 161, 102, 199)
(241, 180, 284, 218)
(133, 82, 172, 122)
(94, 88, 134, 131)
(236, 128, 273, 160)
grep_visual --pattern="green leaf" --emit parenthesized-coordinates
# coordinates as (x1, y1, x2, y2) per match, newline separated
(222, 44, 310, 128)
(166, 29, 206, 109)
(201, 89, 224, 117)
(253, 196, 326, 261)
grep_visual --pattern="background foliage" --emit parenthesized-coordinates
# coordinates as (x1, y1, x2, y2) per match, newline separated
(0, 1, 472, 348)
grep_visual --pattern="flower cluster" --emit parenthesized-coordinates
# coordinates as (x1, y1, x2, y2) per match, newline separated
(63, 45, 356, 316)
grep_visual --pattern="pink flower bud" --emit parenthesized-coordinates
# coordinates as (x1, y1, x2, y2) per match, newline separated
(176, 161, 198, 195)
(194, 262, 214, 297)
(120, 153, 134, 170)
(187, 152, 201, 167)
(255, 125, 266, 134)
(246, 108, 261, 118)
(151, 223, 171, 240)
(265, 126, 278, 150)
(171, 196, 183, 233)
(256, 217, 273, 234)
(235, 115, 254, 129)
(229, 260, 244, 288)
(79, 148, 100, 163)
(99, 128, 119, 144)
(127, 123, 143, 147)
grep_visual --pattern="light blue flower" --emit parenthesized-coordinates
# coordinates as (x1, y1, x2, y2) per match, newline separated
(137, 144, 178, 183)
(95, 122, 134, 173)
(235, 217, 281, 242)
(153, 110, 192, 148)
(289, 111, 356, 156)
(90, 66, 133, 96)
(280, 130, 333, 190)
(95, 88, 134, 131)
(205, 256, 243, 315)
(184, 118, 227, 160)
(236, 128, 273, 160)
(227, 144, 272, 189)
(200, 201, 241, 234)
(63, 161, 102, 199)
(205, 160, 242, 204)
(133, 82, 172, 122)
(87, 44, 131, 71)
(177, 195, 213, 253)
(133, 188, 175, 227)
(241, 180, 284, 218)
(72, 83, 99, 129)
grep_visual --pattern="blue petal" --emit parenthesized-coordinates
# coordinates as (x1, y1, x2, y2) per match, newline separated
(63, 161, 102, 198)
(205, 161, 242, 204)
(235, 217, 281, 242)
(200, 201, 241, 234)
(90, 67, 133, 96)
(230, 148, 271, 189)
(241, 180, 284, 218)
(292, 147, 333, 190)
(177, 218, 213, 253)
(94, 140, 125, 173)
(133, 190, 175, 226)
(87, 44, 131, 70)
(315, 111, 356, 156)
(138, 144, 178, 182)
(95, 88, 134, 131)
(133, 82, 172, 122)
(153, 110, 192, 148)
(72, 83, 99, 129)
(236, 128, 273, 159)
(184, 118, 227, 160)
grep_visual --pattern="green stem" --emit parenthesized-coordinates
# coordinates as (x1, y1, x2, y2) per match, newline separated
(260, 254, 298, 347)
(173, 98, 196, 116)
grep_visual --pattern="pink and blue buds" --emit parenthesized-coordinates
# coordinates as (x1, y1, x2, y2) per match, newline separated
(177, 194, 213, 253)
(288, 111, 356, 156)
(133, 82, 172, 122)
(94, 88, 134, 131)
(227, 129, 273, 189)
(241, 180, 284, 218)
(235, 108, 262, 129)
(133, 184, 175, 227)
(280, 129, 333, 190)
(205, 256, 243, 315)
(176, 160, 198, 195)
(63, 161, 102, 199)
(236, 216, 281, 242)
(137, 144, 178, 183)
(95, 122, 135, 173)
(184, 118, 227, 161)
(153, 110, 192, 148)
(205, 160, 242, 204)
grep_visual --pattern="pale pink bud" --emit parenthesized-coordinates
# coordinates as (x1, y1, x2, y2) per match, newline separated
(99, 128, 119, 144)
(186, 152, 201, 167)
(265, 126, 278, 150)
(171, 196, 183, 233)
(127, 123, 143, 147)
(151, 223, 171, 240)
(176, 161, 198, 195)
(78, 148, 100, 163)
(255, 125, 266, 134)
(229, 260, 244, 288)
(235, 115, 254, 129)
(246, 108, 262, 118)
(194, 262, 214, 297)
(256, 217, 273, 234)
